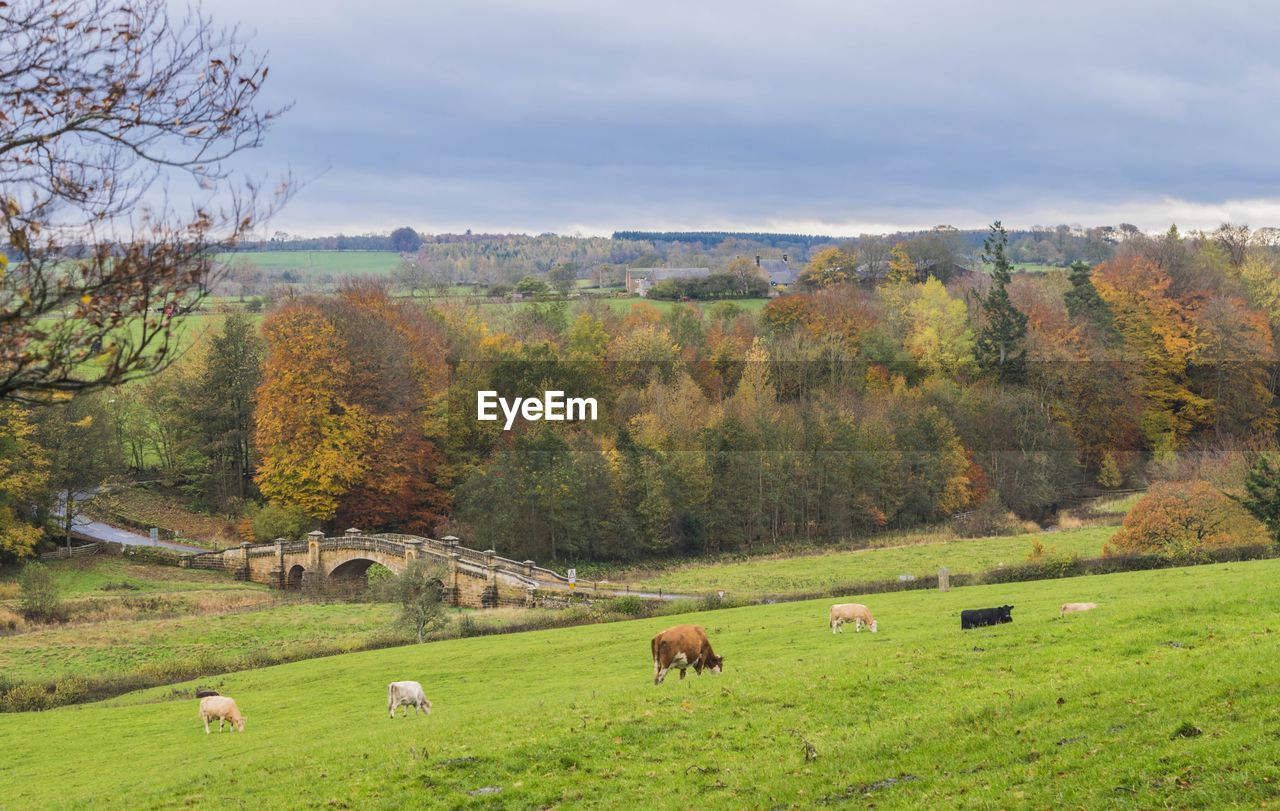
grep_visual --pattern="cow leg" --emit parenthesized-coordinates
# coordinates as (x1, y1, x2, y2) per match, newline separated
(855, 618, 862, 633)
(203, 716, 210, 735)
(655, 665, 668, 685)
(678, 666, 687, 680)
(218, 718, 224, 732)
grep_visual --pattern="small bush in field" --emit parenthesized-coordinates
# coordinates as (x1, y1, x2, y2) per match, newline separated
(1105, 480, 1266, 557)
(19, 563, 61, 622)
(609, 596, 648, 616)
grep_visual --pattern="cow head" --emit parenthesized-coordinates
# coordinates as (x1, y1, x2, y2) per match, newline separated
(707, 654, 724, 674)
(234, 716, 245, 732)
(999, 605, 1014, 622)
(869, 619, 878, 633)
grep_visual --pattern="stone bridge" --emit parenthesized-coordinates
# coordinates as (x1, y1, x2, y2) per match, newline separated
(183, 528, 629, 608)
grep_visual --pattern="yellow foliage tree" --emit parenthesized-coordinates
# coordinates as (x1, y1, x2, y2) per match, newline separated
(0, 403, 49, 559)
(254, 305, 386, 521)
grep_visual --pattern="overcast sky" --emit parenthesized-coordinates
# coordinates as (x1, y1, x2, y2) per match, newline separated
(204, 0, 1280, 237)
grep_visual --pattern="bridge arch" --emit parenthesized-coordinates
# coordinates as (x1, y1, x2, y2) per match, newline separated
(286, 564, 305, 590)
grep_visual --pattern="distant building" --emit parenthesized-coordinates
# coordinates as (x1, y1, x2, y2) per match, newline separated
(756, 254, 798, 288)
(625, 267, 711, 296)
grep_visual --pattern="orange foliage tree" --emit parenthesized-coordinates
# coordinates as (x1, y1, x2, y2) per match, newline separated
(1104, 480, 1266, 557)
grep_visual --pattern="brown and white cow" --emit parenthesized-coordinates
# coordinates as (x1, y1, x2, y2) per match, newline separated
(829, 603, 877, 634)
(651, 624, 723, 685)
(1060, 602, 1097, 616)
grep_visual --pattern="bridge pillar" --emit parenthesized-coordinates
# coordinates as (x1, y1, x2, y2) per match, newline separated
(447, 553, 462, 607)
(269, 538, 287, 588)
(237, 542, 251, 582)
(344, 527, 362, 538)
(524, 560, 536, 577)
(404, 539, 422, 563)
(306, 530, 325, 589)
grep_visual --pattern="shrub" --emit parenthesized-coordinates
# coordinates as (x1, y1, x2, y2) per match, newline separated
(249, 503, 315, 542)
(1, 682, 51, 712)
(1105, 480, 1267, 557)
(18, 563, 60, 621)
(609, 595, 649, 617)
(0, 605, 26, 633)
(954, 492, 1022, 538)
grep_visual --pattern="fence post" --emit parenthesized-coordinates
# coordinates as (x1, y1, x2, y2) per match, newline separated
(938, 567, 950, 592)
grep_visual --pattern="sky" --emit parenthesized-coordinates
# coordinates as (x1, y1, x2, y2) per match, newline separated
(203, 0, 1280, 237)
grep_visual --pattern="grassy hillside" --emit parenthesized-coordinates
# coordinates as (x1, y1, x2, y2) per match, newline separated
(627, 526, 1118, 597)
(5, 558, 1280, 808)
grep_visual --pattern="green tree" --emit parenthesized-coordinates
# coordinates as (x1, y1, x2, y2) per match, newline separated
(1063, 260, 1115, 336)
(515, 276, 551, 296)
(384, 559, 448, 643)
(191, 314, 264, 508)
(1237, 454, 1280, 544)
(548, 263, 578, 295)
(34, 394, 118, 550)
(974, 222, 1029, 384)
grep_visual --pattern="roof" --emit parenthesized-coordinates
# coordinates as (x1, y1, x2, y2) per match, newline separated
(758, 259, 797, 285)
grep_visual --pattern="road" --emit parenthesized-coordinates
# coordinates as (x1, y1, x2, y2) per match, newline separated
(56, 491, 207, 554)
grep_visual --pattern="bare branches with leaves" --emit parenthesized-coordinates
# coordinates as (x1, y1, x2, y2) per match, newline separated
(0, 0, 290, 403)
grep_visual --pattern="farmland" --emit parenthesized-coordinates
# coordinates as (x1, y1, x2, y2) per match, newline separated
(626, 525, 1118, 598)
(4, 558, 1280, 808)
(216, 250, 403, 277)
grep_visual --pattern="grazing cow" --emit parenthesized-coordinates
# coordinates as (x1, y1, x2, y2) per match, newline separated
(387, 681, 432, 718)
(1060, 602, 1097, 616)
(960, 605, 1014, 630)
(829, 603, 878, 634)
(194, 689, 219, 698)
(651, 624, 723, 685)
(198, 695, 245, 734)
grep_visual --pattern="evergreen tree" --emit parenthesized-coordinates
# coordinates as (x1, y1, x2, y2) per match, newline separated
(1237, 453, 1280, 544)
(974, 221, 1029, 384)
(191, 313, 264, 508)
(1063, 260, 1115, 336)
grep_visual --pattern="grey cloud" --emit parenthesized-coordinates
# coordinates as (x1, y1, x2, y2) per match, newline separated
(203, 0, 1280, 234)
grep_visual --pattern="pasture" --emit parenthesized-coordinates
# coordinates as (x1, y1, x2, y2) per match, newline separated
(5, 558, 1280, 808)
(216, 251, 403, 277)
(626, 525, 1117, 598)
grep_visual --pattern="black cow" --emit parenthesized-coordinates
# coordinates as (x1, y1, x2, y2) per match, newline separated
(961, 605, 1013, 629)
(195, 689, 220, 698)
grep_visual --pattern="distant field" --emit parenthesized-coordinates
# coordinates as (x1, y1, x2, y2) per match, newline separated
(6, 558, 1280, 808)
(627, 526, 1118, 597)
(216, 250, 402, 276)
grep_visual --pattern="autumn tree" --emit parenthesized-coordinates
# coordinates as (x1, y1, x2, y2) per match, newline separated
(0, 403, 49, 560)
(974, 222, 1029, 383)
(254, 304, 383, 521)
(798, 245, 858, 288)
(0, 0, 285, 403)
(1105, 480, 1265, 556)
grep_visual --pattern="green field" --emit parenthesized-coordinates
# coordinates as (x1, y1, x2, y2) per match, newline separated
(4, 558, 1280, 808)
(216, 250, 402, 276)
(627, 526, 1117, 597)
(0, 557, 261, 598)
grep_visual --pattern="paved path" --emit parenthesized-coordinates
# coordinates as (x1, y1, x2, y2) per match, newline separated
(57, 491, 206, 554)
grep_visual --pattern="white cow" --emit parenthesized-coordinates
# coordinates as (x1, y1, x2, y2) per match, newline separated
(829, 603, 878, 634)
(198, 695, 245, 734)
(388, 681, 432, 718)
(1060, 602, 1098, 616)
